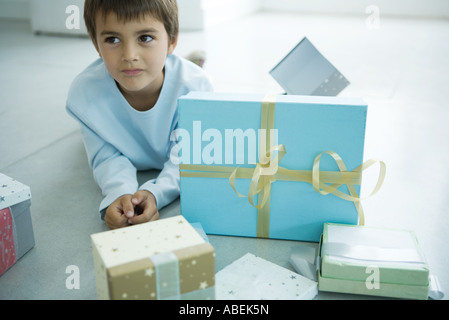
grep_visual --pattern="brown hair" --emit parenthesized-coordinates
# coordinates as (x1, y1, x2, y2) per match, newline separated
(84, 0, 179, 47)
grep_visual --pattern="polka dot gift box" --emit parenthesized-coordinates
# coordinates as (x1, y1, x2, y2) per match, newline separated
(0, 173, 35, 276)
(91, 216, 215, 300)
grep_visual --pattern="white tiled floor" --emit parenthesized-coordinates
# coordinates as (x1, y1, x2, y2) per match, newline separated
(0, 11, 448, 300)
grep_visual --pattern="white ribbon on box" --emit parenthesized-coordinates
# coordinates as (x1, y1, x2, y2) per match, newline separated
(321, 242, 426, 265)
(149, 251, 215, 300)
(150, 252, 181, 300)
(289, 245, 444, 300)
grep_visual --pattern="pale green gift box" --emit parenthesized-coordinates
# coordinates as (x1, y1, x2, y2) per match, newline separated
(317, 223, 430, 300)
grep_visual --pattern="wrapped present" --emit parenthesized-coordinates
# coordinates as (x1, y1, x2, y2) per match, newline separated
(0, 173, 35, 276)
(270, 37, 350, 96)
(215, 253, 318, 300)
(91, 216, 215, 300)
(317, 223, 431, 299)
(177, 92, 385, 242)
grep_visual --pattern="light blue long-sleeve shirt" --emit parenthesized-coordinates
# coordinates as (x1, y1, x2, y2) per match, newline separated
(66, 54, 213, 218)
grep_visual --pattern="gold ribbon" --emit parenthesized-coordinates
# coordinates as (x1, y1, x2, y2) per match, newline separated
(179, 94, 386, 238)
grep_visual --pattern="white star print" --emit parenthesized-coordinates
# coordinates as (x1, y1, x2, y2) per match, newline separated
(199, 281, 208, 289)
(144, 268, 154, 277)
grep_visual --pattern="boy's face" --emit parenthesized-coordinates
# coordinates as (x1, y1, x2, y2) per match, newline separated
(94, 12, 177, 100)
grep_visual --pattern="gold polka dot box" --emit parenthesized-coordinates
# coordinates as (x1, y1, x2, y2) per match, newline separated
(90, 216, 215, 300)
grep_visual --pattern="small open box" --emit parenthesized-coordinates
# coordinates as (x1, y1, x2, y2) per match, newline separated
(317, 223, 430, 300)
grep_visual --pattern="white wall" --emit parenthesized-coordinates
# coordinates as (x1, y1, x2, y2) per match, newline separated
(262, 0, 449, 19)
(0, 0, 29, 19)
(178, 0, 261, 31)
(29, 0, 87, 35)
(0, 0, 261, 33)
(178, 0, 205, 30)
(201, 0, 261, 28)
(1, 0, 448, 26)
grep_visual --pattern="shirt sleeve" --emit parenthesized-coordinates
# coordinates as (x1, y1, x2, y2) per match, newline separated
(138, 139, 180, 210)
(78, 122, 139, 217)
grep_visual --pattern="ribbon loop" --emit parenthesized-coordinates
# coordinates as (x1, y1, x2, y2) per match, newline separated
(228, 148, 386, 228)
(312, 151, 386, 203)
(229, 144, 285, 210)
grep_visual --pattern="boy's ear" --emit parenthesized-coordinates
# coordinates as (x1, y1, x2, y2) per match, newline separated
(91, 35, 102, 57)
(168, 34, 178, 54)
(94, 42, 102, 57)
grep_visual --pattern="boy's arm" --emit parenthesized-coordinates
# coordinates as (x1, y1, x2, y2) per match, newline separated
(78, 123, 139, 218)
(138, 140, 180, 210)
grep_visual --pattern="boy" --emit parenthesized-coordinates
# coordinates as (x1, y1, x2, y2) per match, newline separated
(66, 0, 213, 229)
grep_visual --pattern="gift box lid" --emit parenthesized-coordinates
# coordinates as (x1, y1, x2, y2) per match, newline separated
(320, 223, 429, 286)
(0, 173, 32, 210)
(270, 37, 350, 96)
(91, 216, 207, 269)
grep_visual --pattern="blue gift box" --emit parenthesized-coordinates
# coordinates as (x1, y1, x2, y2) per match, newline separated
(177, 92, 383, 242)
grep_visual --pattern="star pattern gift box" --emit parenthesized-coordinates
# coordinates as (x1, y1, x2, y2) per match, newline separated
(91, 216, 215, 300)
(317, 223, 430, 300)
(0, 173, 35, 276)
(215, 253, 318, 300)
(177, 92, 385, 242)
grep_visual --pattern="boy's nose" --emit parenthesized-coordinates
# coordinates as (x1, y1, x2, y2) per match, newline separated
(122, 43, 139, 62)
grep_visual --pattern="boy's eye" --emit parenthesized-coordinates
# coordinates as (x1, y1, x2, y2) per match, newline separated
(105, 37, 120, 44)
(139, 35, 153, 43)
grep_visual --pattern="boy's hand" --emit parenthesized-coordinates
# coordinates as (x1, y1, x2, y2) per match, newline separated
(104, 190, 159, 229)
(127, 190, 159, 225)
(104, 194, 133, 229)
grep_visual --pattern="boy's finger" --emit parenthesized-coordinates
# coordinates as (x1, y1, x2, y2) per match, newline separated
(128, 199, 159, 225)
(131, 190, 151, 205)
(128, 209, 159, 225)
(107, 215, 128, 229)
(121, 196, 135, 218)
(105, 207, 128, 229)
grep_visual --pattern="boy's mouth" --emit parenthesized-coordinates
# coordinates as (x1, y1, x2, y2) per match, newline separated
(122, 69, 143, 76)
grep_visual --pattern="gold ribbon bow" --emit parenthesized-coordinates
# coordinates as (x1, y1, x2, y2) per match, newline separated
(180, 94, 386, 238)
